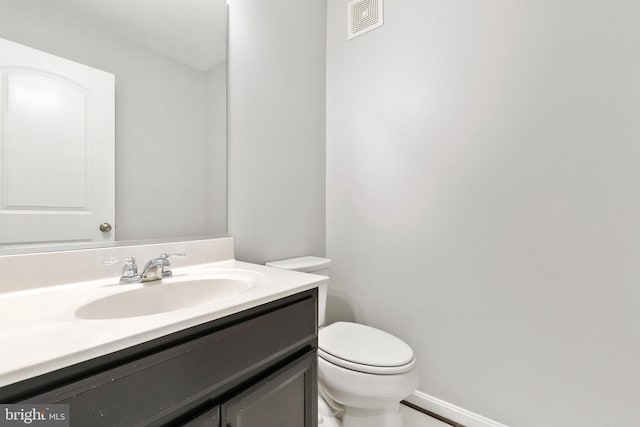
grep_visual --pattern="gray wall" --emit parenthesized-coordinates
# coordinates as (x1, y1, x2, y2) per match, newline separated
(227, 0, 327, 264)
(326, 0, 640, 426)
(0, 0, 227, 241)
(205, 62, 228, 235)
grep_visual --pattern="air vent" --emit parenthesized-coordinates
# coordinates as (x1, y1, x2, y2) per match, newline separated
(347, 0, 384, 40)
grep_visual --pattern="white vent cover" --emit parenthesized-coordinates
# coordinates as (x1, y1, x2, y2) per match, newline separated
(347, 0, 384, 40)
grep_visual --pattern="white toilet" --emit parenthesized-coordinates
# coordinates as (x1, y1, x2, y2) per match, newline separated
(266, 256, 419, 427)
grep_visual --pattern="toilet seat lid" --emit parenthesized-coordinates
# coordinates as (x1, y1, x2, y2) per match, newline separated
(318, 322, 415, 374)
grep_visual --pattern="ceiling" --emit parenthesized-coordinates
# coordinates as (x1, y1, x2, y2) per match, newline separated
(52, 0, 226, 71)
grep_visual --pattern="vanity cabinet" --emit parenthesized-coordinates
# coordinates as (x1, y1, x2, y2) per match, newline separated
(0, 289, 318, 427)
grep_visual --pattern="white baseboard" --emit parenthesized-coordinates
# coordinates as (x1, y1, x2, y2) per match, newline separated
(405, 390, 510, 427)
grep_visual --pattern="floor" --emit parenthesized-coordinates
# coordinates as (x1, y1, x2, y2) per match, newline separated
(401, 404, 451, 427)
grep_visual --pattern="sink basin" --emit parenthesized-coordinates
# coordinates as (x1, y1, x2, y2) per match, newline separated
(76, 275, 253, 319)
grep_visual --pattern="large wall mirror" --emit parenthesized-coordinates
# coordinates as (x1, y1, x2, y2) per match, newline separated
(0, 0, 227, 253)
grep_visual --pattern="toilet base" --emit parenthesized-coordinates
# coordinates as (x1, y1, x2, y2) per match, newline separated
(342, 405, 403, 427)
(319, 395, 342, 427)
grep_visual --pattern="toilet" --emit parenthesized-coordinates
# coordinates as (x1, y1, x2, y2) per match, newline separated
(266, 256, 419, 427)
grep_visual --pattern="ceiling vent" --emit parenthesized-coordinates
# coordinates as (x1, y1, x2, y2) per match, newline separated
(347, 0, 384, 40)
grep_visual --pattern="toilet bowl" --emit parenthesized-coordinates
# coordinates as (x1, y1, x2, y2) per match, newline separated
(266, 257, 419, 427)
(318, 321, 419, 427)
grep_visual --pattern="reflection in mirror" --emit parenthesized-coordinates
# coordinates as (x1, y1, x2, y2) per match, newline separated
(0, 0, 227, 253)
(0, 37, 116, 248)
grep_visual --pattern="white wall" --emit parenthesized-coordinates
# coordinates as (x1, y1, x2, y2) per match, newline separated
(326, 1, 640, 426)
(205, 61, 228, 235)
(227, 0, 326, 264)
(0, 0, 227, 241)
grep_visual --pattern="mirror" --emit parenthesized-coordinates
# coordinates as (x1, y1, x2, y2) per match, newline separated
(0, 0, 227, 253)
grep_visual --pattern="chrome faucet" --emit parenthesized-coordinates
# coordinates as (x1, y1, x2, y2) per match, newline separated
(104, 253, 186, 284)
(104, 256, 140, 284)
(140, 253, 186, 282)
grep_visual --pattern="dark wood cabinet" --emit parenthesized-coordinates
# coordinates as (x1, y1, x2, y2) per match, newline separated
(222, 350, 316, 427)
(183, 406, 220, 426)
(0, 289, 318, 427)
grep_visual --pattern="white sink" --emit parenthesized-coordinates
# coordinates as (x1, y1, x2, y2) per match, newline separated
(75, 274, 253, 319)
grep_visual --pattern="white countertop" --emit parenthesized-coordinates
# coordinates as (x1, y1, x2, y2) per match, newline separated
(0, 259, 326, 388)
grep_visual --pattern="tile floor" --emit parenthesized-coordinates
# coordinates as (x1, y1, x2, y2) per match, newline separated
(401, 404, 451, 427)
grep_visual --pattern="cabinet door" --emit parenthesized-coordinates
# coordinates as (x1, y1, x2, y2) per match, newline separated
(222, 351, 317, 427)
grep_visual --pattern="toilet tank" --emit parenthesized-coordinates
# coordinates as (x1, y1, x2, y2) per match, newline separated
(265, 256, 331, 326)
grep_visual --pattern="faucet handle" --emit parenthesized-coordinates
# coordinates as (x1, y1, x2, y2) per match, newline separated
(104, 256, 139, 283)
(154, 253, 186, 279)
(104, 256, 136, 266)
(159, 253, 186, 260)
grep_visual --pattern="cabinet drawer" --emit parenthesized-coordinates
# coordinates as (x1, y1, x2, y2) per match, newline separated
(24, 294, 316, 426)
